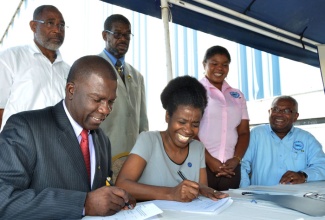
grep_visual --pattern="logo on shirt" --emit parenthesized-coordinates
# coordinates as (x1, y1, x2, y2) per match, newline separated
(230, 91, 241, 98)
(188, 162, 192, 167)
(293, 141, 304, 151)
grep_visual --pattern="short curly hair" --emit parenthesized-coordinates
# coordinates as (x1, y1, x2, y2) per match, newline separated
(160, 75, 208, 116)
(271, 95, 299, 112)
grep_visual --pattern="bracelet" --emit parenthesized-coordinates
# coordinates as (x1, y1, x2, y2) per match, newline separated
(233, 155, 241, 163)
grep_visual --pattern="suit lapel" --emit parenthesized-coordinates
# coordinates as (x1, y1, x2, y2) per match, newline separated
(90, 130, 112, 190)
(99, 51, 128, 93)
(91, 131, 102, 189)
(53, 101, 90, 189)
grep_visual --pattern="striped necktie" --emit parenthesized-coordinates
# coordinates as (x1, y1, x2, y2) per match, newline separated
(115, 59, 125, 84)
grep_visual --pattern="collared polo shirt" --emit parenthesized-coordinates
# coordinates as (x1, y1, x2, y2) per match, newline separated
(198, 77, 249, 162)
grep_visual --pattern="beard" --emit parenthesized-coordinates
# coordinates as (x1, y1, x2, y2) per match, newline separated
(34, 33, 64, 51)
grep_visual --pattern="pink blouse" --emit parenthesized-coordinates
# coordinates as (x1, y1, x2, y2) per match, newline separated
(198, 77, 249, 162)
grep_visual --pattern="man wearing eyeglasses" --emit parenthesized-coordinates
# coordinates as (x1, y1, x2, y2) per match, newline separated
(240, 96, 325, 187)
(0, 5, 69, 131)
(99, 14, 148, 157)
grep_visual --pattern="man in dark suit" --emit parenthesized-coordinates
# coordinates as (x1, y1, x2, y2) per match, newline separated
(0, 55, 135, 219)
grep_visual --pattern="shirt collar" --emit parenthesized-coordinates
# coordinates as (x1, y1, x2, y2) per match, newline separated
(103, 49, 125, 65)
(268, 124, 295, 138)
(201, 76, 231, 91)
(30, 41, 63, 63)
(62, 101, 87, 138)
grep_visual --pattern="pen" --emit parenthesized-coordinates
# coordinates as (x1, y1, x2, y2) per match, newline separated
(177, 171, 202, 200)
(106, 177, 133, 209)
(177, 170, 187, 181)
(106, 177, 113, 186)
(242, 192, 258, 195)
(241, 191, 268, 195)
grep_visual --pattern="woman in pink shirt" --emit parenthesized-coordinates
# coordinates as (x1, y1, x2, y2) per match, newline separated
(198, 46, 250, 190)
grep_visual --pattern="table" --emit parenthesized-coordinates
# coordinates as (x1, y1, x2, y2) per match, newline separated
(149, 181, 325, 220)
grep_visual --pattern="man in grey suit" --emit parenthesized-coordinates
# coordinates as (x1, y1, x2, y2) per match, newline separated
(0, 56, 135, 219)
(99, 14, 149, 157)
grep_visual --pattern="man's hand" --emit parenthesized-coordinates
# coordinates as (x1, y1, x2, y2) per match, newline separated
(85, 186, 135, 216)
(280, 171, 306, 184)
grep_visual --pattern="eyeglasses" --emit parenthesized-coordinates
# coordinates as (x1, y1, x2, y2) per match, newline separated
(33, 20, 66, 31)
(270, 107, 295, 115)
(304, 192, 325, 201)
(105, 30, 133, 40)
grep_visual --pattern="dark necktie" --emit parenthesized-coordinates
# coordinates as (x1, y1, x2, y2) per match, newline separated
(80, 129, 90, 180)
(115, 59, 125, 84)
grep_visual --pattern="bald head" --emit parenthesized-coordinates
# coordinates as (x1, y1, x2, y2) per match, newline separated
(33, 5, 61, 20)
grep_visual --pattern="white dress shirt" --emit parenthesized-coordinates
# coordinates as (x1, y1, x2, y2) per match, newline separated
(0, 43, 70, 130)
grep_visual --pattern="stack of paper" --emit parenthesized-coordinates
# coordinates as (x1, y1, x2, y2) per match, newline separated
(152, 197, 233, 215)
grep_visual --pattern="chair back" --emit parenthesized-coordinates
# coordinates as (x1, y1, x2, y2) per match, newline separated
(111, 152, 129, 184)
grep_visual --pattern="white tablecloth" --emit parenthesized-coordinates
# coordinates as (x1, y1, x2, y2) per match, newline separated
(148, 181, 325, 220)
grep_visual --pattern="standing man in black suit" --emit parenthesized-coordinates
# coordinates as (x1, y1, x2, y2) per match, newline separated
(0, 56, 135, 219)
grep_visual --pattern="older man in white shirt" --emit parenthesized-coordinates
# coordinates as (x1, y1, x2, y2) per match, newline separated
(0, 5, 69, 130)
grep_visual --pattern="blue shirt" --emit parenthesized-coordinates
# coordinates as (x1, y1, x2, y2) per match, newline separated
(240, 124, 325, 187)
(103, 49, 125, 72)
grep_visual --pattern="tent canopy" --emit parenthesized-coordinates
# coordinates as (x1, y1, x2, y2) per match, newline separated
(101, 0, 325, 68)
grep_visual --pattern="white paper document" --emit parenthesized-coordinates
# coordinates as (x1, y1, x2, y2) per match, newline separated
(82, 203, 163, 220)
(152, 196, 233, 214)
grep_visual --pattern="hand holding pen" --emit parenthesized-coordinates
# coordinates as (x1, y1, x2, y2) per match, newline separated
(106, 177, 133, 209)
(174, 170, 200, 202)
(83, 177, 135, 216)
(178, 170, 228, 201)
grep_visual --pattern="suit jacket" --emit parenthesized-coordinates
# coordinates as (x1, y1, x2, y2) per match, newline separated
(0, 101, 112, 219)
(98, 52, 148, 157)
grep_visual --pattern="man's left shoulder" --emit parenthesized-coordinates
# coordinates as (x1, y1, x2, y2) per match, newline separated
(292, 126, 314, 137)
(291, 127, 320, 144)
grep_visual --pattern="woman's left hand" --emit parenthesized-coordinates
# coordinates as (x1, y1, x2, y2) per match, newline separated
(199, 185, 229, 201)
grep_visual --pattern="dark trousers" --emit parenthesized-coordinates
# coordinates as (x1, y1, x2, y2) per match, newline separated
(207, 164, 241, 191)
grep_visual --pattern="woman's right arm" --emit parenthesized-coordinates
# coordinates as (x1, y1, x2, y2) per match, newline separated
(115, 154, 200, 202)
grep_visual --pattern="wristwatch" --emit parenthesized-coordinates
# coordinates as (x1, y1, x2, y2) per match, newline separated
(298, 171, 308, 183)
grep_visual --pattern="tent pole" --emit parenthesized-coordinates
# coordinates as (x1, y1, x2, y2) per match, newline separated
(161, 0, 173, 82)
(317, 45, 325, 93)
